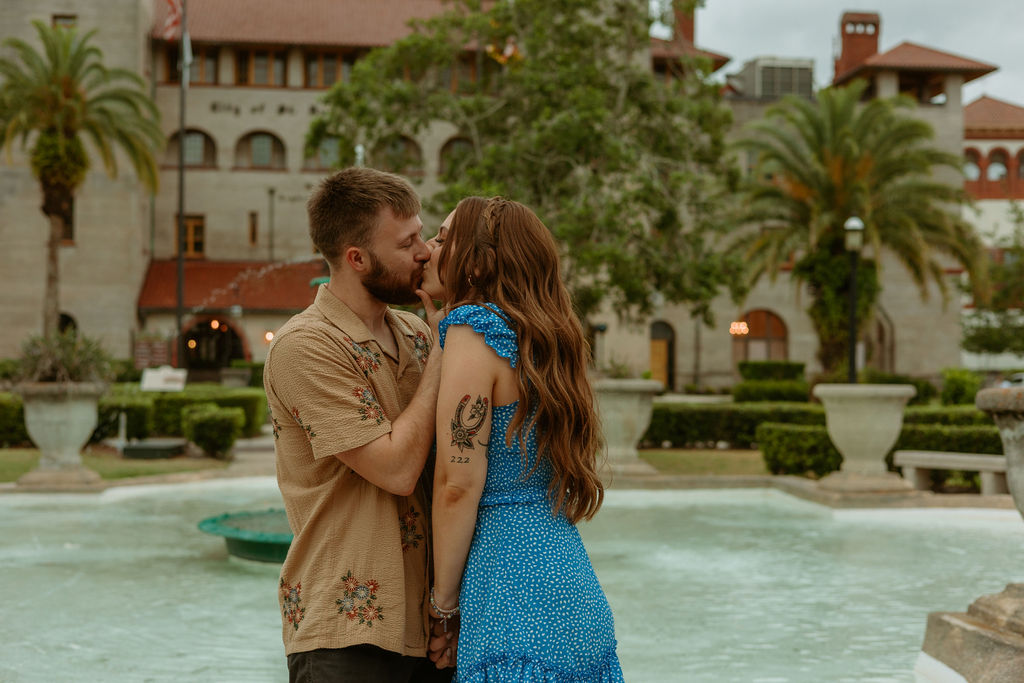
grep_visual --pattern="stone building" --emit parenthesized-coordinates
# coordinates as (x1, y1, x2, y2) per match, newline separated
(0, 3, 1005, 386)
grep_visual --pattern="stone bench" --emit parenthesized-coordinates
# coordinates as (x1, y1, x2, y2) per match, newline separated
(893, 450, 1009, 495)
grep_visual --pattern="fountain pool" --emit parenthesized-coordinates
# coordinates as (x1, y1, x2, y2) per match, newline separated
(1, 480, 1021, 682)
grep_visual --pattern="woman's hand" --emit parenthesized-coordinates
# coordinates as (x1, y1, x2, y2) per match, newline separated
(427, 614, 459, 669)
(416, 288, 446, 340)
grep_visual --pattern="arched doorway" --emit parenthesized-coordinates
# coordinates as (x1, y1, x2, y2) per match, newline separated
(649, 320, 675, 391)
(183, 317, 246, 375)
(732, 309, 788, 363)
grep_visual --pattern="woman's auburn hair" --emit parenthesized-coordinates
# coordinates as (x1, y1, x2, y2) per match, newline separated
(438, 196, 605, 524)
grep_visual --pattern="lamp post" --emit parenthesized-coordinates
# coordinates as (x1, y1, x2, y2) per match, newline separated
(844, 216, 865, 383)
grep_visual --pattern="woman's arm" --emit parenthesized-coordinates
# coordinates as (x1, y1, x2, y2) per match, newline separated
(430, 324, 496, 611)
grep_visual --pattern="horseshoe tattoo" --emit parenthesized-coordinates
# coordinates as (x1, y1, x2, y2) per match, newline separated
(450, 394, 489, 453)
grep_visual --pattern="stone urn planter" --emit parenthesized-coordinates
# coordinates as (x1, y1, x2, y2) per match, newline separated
(16, 381, 107, 489)
(914, 387, 1024, 681)
(594, 378, 662, 477)
(811, 383, 916, 492)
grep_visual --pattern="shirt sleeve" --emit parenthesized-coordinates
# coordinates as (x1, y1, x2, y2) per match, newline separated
(266, 327, 393, 460)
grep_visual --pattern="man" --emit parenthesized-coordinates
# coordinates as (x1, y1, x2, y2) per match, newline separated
(264, 167, 453, 681)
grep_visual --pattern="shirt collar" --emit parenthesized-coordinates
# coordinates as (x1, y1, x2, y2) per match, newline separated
(313, 284, 421, 345)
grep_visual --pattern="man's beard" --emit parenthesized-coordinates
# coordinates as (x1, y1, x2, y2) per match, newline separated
(361, 249, 422, 305)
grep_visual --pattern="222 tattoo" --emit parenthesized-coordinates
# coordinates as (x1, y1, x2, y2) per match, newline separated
(450, 394, 489, 455)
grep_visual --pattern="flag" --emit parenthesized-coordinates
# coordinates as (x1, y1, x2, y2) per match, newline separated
(161, 0, 182, 41)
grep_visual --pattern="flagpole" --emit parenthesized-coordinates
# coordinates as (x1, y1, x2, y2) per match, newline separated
(175, 0, 189, 369)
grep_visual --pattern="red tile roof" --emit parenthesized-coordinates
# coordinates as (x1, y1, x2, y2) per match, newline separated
(964, 96, 1024, 139)
(835, 41, 996, 85)
(152, 0, 452, 47)
(651, 36, 730, 73)
(138, 259, 328, 312)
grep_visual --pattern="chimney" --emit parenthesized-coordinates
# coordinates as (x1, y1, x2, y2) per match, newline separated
(674, 7, 694, 44)
(833, 11, 880, 81)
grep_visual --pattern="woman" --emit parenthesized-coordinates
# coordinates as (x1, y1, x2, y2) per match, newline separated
(420, 197, 623, 682)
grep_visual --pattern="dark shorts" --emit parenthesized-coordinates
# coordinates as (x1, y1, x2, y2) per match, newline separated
(287, 645, 454, 683)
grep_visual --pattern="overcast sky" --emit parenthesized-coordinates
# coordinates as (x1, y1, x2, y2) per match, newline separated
(655, 1, 1024, 105)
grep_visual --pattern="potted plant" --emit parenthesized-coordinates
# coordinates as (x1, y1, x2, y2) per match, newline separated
(15, 330, 113, 489)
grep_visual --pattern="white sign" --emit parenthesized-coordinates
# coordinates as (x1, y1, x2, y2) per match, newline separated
(140, 366, 188, 392)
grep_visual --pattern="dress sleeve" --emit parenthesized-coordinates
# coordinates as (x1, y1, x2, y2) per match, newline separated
(438, 304, 519, 368)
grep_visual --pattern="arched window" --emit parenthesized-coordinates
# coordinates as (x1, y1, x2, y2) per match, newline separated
(371, 135, 423, 178)
(438, 137, 473, 180)
(165, 129, 216, 167)
(987, 150, 1009, 182)
(963, 150, 981, 182)
(235, 131, 286, 170)
(733, 309, 787, 362)
(303, 136, 353, 171)
(58, 312, 77, 335)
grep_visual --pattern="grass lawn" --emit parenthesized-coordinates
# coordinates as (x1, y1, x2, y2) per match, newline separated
(0, 448, 229, 483)
(639, 448, 768, 476)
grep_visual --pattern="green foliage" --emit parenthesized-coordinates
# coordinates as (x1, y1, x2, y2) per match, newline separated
(230, 359, 265, 388)
(182, 403, 244, 460)
(859, 368, 937, 405)
(756, 423, 841, 477)
(737, 361, 805, 381)
(152, 386, 266, 437)
(90, 394, 155, 442)
(902, 405, 991, 426)
(16, 330, 114, 383)
(733, 79, 988, 374)
(0, 20, 163, 337)
(110, 359, 143, 383)
(0, 358, 19, 381)
(758, 422, 1002, 478)
(731, 380, 809, 402)
(962, 202, 1024, 355)
(311, 0, 741, 322)
(0, 392, 30, 446)
(940, 367, 983, 406)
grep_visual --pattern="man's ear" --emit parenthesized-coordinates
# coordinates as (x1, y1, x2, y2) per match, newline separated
(344, 246, 368, 272)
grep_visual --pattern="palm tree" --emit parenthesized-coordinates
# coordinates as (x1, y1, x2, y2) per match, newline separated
(734, 79, 988, 374)
(0, 20, 162, 338)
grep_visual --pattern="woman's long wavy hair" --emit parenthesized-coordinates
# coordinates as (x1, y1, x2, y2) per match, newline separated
(438, 196, 604, 523)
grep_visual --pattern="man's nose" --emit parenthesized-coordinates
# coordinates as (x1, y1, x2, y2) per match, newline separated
(415, 241, 431, 262)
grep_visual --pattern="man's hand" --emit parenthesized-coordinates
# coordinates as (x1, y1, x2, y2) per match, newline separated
(427, 614, 458, 669)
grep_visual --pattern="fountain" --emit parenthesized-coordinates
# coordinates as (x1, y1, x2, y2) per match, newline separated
(916, 387, 1024, 681)
(198, 508, 292, 563)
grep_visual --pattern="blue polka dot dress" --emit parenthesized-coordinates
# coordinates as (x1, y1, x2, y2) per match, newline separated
(438, 304, 624, 683)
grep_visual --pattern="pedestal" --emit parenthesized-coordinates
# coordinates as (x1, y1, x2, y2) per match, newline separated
(594, 378, 662, 478)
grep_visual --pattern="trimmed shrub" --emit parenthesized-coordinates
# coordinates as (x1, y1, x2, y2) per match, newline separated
(757, 422, 1002, 480)
(645, 402, 825, 448)
(756, 423, 841, 477)
(91, 394, 155, 442)
(214, 388, 268, 437)
(0, 392, 30, 446)
(152, 385, 266, 437)
(860, 368, 937, 406)
(0, 358, 19, 382)
(231, 360, 265, 389)
(903, 405, 991, 426)
(732, 380, 809, 403)
(738, 361, 805, 381)
(183, 403, 244, 459)
(941, 368, 983, 406)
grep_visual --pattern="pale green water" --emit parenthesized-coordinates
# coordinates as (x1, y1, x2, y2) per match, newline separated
(1, 481, 1021, 682)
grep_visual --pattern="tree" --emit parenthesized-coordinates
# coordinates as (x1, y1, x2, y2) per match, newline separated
(962, 202, 1024, 355)
(309, 0, 741, 323)
(0, 21, 163, 338)
(733, 80, 988, 374)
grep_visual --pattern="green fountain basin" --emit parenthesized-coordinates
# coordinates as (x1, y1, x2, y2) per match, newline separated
(198, 508, 292, 563)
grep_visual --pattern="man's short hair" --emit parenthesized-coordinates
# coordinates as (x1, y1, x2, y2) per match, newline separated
(307, 167, 421, 265)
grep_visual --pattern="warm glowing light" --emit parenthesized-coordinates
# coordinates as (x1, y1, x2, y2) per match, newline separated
(210, 320, 220, 330)
(729, 321, 749, 336)
(187, 339, 198, 349)
(264, 331, 275, 343)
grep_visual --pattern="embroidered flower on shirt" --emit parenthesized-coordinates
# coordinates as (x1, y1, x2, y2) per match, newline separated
(345, 336, 382, 377)
(280, 578, 306, 631)
(271, 416, 282, 440)
(336, 570, 383, 627)
(353, 387, 385, 425)
(400, 507, 424, 552)
(412, 331, 431, 365)
(290, 407, 316, 441)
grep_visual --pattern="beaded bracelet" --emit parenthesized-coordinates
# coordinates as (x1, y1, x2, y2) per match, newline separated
(430, 587, 460, 632)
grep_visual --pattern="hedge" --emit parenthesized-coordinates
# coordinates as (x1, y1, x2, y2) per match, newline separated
(0, 392, 29, 446)
(230, 360, 265, 389)
(756, 422, 1003, 480)
(859, 368, 937, 406)
(940, 368, 983, 406)
(153, 385, 266, 437)
(731, 380, 809, 403)
(183, 403, 245, 459)
(91, 394, 156, 442)
(646, 402, 995, 449)
(738, 361, 805, 381)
